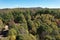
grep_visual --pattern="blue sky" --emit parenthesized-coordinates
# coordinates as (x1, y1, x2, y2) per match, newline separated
(0, 0, 60, 8)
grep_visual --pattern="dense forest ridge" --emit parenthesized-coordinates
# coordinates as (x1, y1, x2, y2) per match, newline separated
(0, 7, 60, 40)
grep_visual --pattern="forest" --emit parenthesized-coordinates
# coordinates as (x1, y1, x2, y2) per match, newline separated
(0, 8, 60, 40)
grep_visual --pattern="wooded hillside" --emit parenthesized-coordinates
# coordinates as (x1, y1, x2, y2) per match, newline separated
(0, 8, 60, 40)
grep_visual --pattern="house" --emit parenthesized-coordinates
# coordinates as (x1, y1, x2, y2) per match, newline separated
(0, 25, 9, 37)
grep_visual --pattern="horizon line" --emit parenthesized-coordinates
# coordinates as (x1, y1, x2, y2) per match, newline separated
(0, 7, 60, 9)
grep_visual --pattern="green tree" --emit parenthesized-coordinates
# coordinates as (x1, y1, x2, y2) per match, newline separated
(9, 28, 17, 40)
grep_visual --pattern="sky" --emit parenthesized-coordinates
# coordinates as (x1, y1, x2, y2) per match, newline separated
(0, 0, 60, 9)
